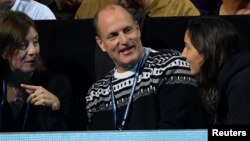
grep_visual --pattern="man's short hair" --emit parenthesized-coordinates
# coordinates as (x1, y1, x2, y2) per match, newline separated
(93, 4, 137, 38)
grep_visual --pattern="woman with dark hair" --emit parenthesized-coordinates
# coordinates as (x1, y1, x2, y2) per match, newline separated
(0, 11, 71, 131)
(182, 16, 250, 125)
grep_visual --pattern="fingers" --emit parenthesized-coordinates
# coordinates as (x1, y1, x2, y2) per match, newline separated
(22, 84, 60, 110)
(32, 93, 36, 98)
(21, 84, 39, 91)
(26, 92, 37, 103)
(26, 91, 51, 108)
(34, 100, 46, 107)
(27, 93, 45, 106)
(21, 84, 41, 95)
(22, 84, 43, 102)
(30, 96, 46, 106)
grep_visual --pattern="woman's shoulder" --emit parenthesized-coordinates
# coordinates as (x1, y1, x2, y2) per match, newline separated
(218, 52, 250, 94)
(32, 71, 70, 85)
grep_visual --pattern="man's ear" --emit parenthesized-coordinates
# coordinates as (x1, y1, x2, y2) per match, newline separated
(96, 36, 106, 52)
(1, 51, 7, 59)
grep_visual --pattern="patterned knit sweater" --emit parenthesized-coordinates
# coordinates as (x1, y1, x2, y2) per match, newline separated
(86, 47, 204, 130)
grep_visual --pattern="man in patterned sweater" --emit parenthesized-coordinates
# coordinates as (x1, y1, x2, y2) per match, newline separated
(86, 4, 204, 130)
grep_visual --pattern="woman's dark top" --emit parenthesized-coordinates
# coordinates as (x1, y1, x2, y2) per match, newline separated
(0, 71, 72, 132)
(216, 52, 250, 124)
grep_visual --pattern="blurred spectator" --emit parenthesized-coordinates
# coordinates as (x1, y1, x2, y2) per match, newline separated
(54, 0, 82, 11)
(37, 0, 83, 19)
(219, 0, 250, 15)
(191, 0, 222, 15)
(0, 0, 56, 20)
(75, 0, 117, 19)
(75, 0, 200, 19)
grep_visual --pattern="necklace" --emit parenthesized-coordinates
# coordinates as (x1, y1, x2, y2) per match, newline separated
(12, 87, 24, 107)
(1, 79, 30, 131)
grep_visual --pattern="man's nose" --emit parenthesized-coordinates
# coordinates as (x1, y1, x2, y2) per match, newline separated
(119, 33, 129, 44)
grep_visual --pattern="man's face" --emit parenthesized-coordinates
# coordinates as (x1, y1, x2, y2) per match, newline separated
(96, 6, 144, 73)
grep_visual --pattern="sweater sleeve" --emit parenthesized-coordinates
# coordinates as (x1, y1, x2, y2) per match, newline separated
(157, 54, 204, 129)
(158, 80, 204, 129)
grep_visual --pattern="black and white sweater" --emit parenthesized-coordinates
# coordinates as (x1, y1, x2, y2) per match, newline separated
(86, 47, 204, 130)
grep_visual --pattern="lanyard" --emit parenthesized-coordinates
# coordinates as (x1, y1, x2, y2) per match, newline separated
(0, 79, 30, 131)
(109, 51, 146, 130)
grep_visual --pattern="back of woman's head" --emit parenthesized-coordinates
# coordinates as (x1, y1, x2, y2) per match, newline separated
(187, 16, 243, 85)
